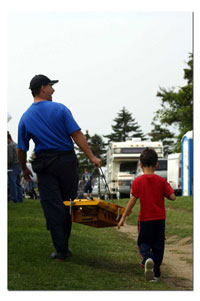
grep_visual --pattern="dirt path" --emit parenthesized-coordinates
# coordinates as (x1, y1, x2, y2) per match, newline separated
(118, 223, 193, 290)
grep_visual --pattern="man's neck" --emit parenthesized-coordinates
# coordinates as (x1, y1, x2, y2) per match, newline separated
(34, 96, 46, 103)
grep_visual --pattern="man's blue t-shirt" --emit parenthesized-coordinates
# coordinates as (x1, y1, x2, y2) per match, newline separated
(17, 100, 81, 154)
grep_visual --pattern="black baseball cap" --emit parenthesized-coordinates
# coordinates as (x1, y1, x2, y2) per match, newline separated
(29, 74, 59, 90)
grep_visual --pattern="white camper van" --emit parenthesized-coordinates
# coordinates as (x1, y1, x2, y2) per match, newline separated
(135, 157, 168, 180)
(106, 139, 164, 199)
(167, 153, 182, 196)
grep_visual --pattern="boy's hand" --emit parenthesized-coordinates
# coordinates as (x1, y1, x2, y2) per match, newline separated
(117, 217, 125, 229)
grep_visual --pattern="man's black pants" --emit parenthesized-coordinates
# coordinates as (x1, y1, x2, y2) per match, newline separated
(137, 219, 165, 278)
(35, 151, 79, 256)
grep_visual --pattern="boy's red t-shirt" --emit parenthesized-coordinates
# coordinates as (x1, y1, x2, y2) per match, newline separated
(131, 174, 174, 222)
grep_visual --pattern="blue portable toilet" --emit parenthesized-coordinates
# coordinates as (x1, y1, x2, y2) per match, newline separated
(181, 130, 193, 196)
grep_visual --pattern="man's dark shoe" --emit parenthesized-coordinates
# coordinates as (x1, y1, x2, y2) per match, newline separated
(50, 249, 72, 261)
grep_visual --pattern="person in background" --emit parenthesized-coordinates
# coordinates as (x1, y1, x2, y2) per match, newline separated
(76, 180, 85, 199)
(118, 147, 176, 282)
(81, 168, 94, 198)
(17, 74, 101, 262)
(7, 131, 24, 203)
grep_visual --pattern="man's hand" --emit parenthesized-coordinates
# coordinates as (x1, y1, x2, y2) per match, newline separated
(17, 148, 32, 181)
(71, 130, 102, 167)
(90, 156, 101, 168)
(22, 166, 33, 182)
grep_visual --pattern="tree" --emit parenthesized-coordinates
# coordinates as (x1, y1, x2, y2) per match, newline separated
(90, 134, 106, 164)
(75, 131, 106, 178)
(104, 107, 146, 143)
(75, 130, 93, 178)
(90, 134, 107, 176)
(152, 53, 193, 152)
(148, 121, 175, 155)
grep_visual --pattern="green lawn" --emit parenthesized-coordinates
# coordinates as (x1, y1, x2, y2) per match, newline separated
(8, 196, 192, 290)
(123, 196, 193, 239)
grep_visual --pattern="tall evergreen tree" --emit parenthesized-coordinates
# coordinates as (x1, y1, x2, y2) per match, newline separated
(104, 107, 146, 143)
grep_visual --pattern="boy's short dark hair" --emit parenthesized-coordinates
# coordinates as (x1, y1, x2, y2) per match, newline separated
(140, 147, 158, 167)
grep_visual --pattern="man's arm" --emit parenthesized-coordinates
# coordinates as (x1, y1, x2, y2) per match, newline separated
(71, 130, 101, 167)
(17, 148, 33, 181)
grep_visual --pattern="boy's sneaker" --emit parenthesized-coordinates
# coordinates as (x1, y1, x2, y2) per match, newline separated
(150, 276, 159, 283)
(145, 258, 154, 281)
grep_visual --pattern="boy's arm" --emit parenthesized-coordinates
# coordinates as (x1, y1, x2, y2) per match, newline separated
(165, 180, 176, 201)
(167, 193, 176, 201)
(117, 195, 137, 229)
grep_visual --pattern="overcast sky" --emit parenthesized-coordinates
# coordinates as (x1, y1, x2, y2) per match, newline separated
(7, 11, 192, 158)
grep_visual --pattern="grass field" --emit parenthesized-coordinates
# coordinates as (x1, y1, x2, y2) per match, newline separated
(8, 196, 193, 291)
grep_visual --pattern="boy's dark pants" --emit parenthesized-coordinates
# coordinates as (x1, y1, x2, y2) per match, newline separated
(137, 219, 165, 278)
(34, 151, 79, 258)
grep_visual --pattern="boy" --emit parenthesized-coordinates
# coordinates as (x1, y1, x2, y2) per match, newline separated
(118, 147, 176, 282)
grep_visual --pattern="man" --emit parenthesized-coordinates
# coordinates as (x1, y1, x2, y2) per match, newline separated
(81, 168, 94, 198)
(17, 74, 101, 261)
(7, 131, 24, 203)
